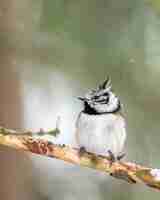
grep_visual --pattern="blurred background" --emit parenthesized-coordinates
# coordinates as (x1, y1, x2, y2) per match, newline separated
(0, 0, 160, 199)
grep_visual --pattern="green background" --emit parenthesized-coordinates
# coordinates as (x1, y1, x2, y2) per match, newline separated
(0, 0, 160, 199)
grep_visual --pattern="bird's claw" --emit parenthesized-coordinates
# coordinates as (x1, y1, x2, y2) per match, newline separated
(107, 150, 116, 166)
(117, 152, 126, 161)
(107, 150, 126, 167)
(79, 146, 86, 157)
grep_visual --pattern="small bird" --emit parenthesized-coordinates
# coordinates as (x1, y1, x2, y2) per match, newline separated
(76, 78, 126, 161)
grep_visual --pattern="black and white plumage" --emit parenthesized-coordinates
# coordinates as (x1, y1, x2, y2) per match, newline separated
(76, 78, 126, 159)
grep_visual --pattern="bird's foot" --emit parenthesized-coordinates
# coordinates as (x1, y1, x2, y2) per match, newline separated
(107, 150, 126, 163)
(107, 150, 116, 166)
(117, 152, 126, 161)
(79, 146, 86, 157)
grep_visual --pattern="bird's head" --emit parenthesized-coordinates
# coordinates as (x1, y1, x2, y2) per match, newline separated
(78, 77, 121, 114)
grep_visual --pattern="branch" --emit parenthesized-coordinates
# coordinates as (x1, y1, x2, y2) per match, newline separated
(0, 127, 160, 191)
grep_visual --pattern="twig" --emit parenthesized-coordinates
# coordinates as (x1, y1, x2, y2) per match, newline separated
(0, 127, 160, 191)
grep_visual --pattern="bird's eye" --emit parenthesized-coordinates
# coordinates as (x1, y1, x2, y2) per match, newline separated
(103, 92, 109, 96)
(94, 95, 99, 99)
(106, 96, 109, 103)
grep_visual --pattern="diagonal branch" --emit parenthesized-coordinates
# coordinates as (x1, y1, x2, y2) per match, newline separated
(0, 127, 160, 191)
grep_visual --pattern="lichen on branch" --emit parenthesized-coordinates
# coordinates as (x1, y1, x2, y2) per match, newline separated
(0, 126, 160, 191)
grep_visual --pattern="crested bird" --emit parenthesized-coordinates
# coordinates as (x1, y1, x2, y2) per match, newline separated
(76, 78, 126, 162)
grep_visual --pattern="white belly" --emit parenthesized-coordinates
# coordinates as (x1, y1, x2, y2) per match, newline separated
(76, 112, 126, 157)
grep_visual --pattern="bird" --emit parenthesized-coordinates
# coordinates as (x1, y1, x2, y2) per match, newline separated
(76, 78, 126, 162)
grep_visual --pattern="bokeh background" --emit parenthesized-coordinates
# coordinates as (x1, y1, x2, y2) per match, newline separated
(0, 0, 160, 199)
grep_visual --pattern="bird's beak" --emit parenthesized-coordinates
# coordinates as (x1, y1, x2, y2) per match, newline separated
(78, 97, 87, 101)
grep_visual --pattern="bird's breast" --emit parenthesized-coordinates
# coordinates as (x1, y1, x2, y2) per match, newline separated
(76, 112, 126, 157)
